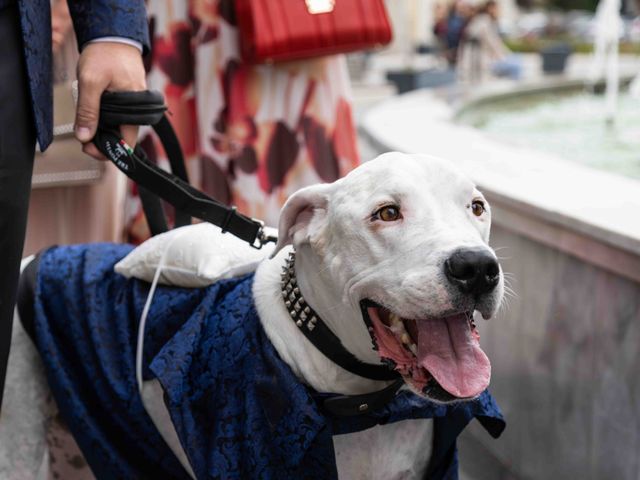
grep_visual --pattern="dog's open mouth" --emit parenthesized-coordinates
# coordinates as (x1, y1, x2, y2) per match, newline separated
(361, 301, 491, 401)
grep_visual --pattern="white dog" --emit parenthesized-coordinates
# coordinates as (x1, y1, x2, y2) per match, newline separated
(0, 152, 504, 479)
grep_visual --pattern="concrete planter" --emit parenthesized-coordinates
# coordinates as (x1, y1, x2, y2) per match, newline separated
(540, 44, 572, 74)
(386, 68, 456, 94)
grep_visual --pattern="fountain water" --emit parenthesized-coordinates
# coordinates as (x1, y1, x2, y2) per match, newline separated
(587, 0, 622, 122)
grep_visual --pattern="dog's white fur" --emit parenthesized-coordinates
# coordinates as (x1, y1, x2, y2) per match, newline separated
(0, 153, 503, 479)
(256, 152, 502, 396)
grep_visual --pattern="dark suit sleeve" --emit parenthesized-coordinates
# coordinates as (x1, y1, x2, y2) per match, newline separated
(66, 0, 150, 54)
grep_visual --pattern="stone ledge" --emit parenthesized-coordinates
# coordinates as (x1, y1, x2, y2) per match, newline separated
(360, 86, 640, 281)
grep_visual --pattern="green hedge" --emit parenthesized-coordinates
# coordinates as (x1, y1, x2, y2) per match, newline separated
(505, 38, 640, 54)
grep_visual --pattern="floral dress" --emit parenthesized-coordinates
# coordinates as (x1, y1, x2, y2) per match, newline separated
(126, 0, 360, 242)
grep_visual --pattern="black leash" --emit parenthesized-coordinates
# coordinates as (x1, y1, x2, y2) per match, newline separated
(94, 90, 276, 248)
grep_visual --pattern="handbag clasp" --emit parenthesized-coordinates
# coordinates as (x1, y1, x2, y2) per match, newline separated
(305, 0, 335, 14)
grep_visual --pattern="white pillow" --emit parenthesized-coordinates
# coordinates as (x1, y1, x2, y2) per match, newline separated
(114, 223, 277, 287)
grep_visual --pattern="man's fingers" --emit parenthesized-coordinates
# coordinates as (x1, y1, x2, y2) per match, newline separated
(82, 142, 107, 161)
(120, 125, 139, 150)
(82, 126, 137, 162)
(75, 72, 109, 143)
(75, 42, 146, 157)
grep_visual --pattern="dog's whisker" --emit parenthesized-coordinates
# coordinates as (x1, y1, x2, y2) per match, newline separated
(499, 299, 512, 314)
(503, 289, 516, 300)
(503, 286, 518, 300)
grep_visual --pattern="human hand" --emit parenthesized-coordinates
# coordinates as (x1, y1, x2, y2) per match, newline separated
(75, 42, 147, 160)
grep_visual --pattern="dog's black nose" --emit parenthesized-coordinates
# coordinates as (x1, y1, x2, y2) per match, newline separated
(444, 248, 500, 296)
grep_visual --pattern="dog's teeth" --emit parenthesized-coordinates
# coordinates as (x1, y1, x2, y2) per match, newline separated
(401, 333, 410, 345)
(389, 318, 407, 336)
(389, 313, 401, 325)
(409, 343, 417, 355)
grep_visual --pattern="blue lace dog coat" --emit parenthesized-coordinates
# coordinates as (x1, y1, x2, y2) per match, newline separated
(30, 244, 505, 479)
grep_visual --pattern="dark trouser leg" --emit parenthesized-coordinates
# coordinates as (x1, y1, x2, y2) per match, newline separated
(0, 4, 37, 409)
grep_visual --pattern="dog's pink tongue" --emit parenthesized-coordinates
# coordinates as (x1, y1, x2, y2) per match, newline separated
(417, 315, 490, 398)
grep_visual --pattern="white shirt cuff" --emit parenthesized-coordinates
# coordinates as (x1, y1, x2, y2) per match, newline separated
(86, 37, 143, 54)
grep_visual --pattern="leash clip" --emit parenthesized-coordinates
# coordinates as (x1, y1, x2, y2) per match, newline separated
(251, 220, 278, 250)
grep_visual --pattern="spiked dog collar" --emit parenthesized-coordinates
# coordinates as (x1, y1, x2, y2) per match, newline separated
(280, 251, 400, 385)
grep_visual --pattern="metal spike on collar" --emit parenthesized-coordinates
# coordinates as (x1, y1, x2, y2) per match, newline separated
(281, 250, 324, 332)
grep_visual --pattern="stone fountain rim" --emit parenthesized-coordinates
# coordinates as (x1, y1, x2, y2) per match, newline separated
(360, 80, 640, 283)
(451, 76, 636, 120)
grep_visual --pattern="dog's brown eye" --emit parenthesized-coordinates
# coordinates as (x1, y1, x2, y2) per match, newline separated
(375, 205, 402, 222)
(471, 200, 485, 217)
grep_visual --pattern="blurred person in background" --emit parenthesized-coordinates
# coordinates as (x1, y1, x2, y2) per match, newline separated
(433, 2, 449, 51)
(125, 0, 361, 242)
(0, 0, 149, 409)
(458, 0, 522, 81)
(446, 0, 473, 66)
(434, 0, 474, 67)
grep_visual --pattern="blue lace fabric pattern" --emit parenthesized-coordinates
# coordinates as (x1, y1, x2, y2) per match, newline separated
(32, 244, 505, 479)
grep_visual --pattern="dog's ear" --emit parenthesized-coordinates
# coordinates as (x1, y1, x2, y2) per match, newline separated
(271, 183, 332, 258)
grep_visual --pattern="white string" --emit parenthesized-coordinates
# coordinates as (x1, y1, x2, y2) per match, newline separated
(135, 227, 190, 393)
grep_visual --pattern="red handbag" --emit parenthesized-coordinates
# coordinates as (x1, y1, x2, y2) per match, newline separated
(235, 0, 393, 64)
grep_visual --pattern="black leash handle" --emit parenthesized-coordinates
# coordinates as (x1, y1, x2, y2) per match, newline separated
(93, 90, 276, 248)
